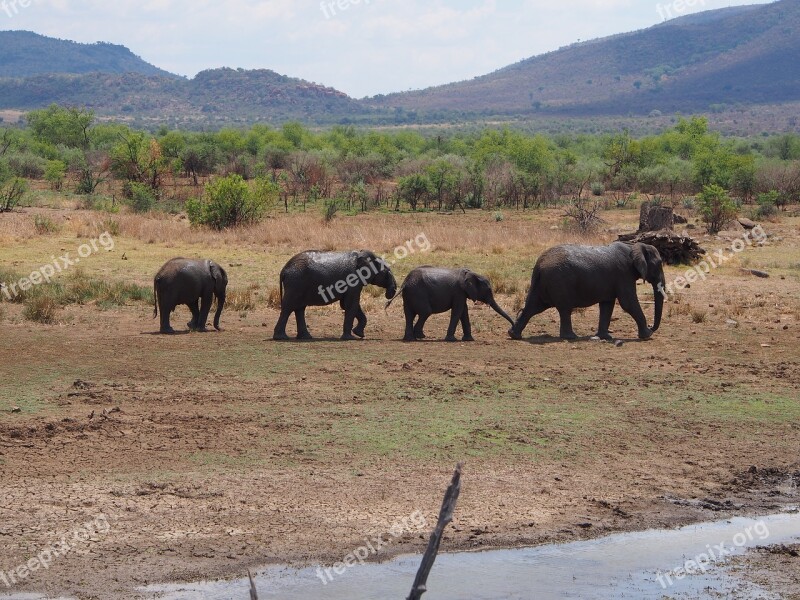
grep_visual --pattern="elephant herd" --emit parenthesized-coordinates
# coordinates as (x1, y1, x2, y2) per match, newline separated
(153, 241, 666, 342)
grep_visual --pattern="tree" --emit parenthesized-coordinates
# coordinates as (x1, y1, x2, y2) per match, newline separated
(27, 104, 94, 149)
(0, 160, 27, 212)
(698, 184, 736, 234)
(111, 132, 170, 193)
(396, 174, 431, 211)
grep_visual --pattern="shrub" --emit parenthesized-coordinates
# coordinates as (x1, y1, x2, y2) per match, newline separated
(125, 182, 157, 213)
(44, 160, 67, 191)
(33, 214, 60, 235)
(682, 197, 696, 210)
(187, 174, 274, 230)
(756, 190, 779, 218)
(322, 199, 338, 224)
(590, 182, 605, 196)
(698, 185, 736, 234)
(493, 211, 504, 222)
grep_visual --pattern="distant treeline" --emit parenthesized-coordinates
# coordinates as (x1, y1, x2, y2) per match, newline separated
(1, 104, 799, 217)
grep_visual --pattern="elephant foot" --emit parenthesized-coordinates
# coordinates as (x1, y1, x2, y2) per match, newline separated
(160, 327, 176, 335)
(462, 335, 475, 342)
(638, 328, 654, 340)
(595, 331, 613, 341)
(341, 333, 358, 341)
(297, 332, 314, 341)
(560, 331, 578, 340)
(187, 321, 196, 330)
(273, 331, 290, 341)
(403, 336, 416, 342)
(414, 332, 426, 339)
(508, 328, 522, 340)
(352, 328, 366, 339)
(445, 335, 458, 342)
(194, 327, 209, 333)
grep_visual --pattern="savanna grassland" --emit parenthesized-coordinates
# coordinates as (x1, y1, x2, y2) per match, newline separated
(1, 199, 799, 599)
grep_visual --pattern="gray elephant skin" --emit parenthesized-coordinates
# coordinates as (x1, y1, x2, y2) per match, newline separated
(273, 250, 397, 341)
(509, 242, 665, 341)
(153, 258, 228, 334)
(388, 266, 515, 342)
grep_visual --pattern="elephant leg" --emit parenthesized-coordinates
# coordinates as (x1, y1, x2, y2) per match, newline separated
(187, 299, 200, 330)
(295, 307, 312, 340)
(557, 307, 577, 340)
(460, 303, 474, 342)
(595, 301, 615, 340)
(273, 306, 293, 340)
(618, 291, 652, 339)
(445, 304, 465, 342)
(341, 302, 360, 340)
(352, 306, 367, 339)
(403, 304, 417, 342)
(414, 310, 431, 340)
(159, 299, 175, 334)
(196, 293, 212, 332)
(509, 296, 547, 339)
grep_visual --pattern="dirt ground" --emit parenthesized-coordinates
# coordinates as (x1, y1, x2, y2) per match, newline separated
(1, 207, 799, 599)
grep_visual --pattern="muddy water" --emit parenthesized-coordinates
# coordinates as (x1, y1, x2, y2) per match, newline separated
(141, 512, 800, 599)
(5, 512, 798, 599)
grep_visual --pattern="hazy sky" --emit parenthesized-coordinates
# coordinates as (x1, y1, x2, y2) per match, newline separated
(4, 0, 772, 98)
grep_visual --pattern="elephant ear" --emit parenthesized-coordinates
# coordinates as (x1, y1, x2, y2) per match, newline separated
(355, 250, 373, 270)
(631, 244, 648, 281)
(459, 269, 480, 301)
(208, 261, 227, 285)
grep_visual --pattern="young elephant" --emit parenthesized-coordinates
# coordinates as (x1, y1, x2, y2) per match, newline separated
(387, 266, 515, 342)
(153, 258, 228, 334)
(273, 250, 397, 341)
(509, 242, 665, 341)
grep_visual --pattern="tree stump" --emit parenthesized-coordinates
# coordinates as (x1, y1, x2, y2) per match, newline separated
(638, 202, 675, 231)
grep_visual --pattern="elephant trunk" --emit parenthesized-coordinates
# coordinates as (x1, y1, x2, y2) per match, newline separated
(213, 290, 225, 331)
(651, 277, 664, 332)
(488, 297, 515, 326)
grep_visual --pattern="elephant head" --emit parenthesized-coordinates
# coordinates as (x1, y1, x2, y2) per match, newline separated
(631, 243, 665, 332)
(208, 260, 228, 331)
(460, 269, 515, 326)
(357, 251, 397, 299)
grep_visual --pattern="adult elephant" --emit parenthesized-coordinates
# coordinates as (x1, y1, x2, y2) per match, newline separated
(273, 250, 397, 341)
(509, 242, 665, 341)
(387, 266, 514, 342)
(153, 258, 228, 334)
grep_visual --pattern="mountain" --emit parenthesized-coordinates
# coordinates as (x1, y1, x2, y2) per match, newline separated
(0, 67, 365, 124)
(367, 0, 800, 117)
(0, 31, 178, 79)
(1, 3, 799, 127)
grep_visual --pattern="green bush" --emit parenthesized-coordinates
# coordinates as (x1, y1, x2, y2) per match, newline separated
(187, 174, 276, 230)
(698, 184, 737, 234)
(44, 160, 67, 191)
(125, 182, 156, 213)
(590, 182, 605, 196)
(756, 190, 779, 218)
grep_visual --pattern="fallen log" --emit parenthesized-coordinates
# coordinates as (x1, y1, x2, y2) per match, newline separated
(618, 229, 706, 265)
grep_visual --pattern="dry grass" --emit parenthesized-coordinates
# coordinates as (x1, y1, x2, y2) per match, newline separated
(226, 289, 256, 312)
(22, 295, 59, 324)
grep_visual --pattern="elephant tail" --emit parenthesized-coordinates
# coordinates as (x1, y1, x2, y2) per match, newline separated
(153, 279, 158, 319)
(279, 270, 285, 304)
(384, 281, 405, 310)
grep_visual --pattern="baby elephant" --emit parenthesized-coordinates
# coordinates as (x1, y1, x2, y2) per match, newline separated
(388, 266, 514, 342)
(154, 258, 228, 334)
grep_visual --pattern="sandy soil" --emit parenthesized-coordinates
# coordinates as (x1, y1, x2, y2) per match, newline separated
(1, 211, 799, 599)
